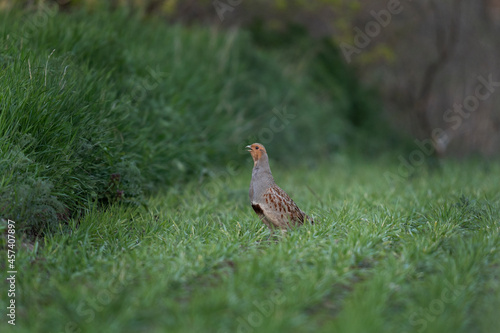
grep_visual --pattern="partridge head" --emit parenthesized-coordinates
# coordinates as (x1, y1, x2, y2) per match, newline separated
(246, 143, 313, 231)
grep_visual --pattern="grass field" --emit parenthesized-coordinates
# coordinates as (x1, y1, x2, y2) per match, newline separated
(1, 5, 499, 333)
(1, 159, 499, 333)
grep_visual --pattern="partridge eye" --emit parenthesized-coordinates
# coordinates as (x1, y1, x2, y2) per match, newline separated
(255, 147, 259, 150)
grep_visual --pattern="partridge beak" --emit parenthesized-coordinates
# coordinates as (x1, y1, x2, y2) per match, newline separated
(245, 145, 252, 152)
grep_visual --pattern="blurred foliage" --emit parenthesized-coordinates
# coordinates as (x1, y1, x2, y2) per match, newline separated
(246, 19, 396, 155)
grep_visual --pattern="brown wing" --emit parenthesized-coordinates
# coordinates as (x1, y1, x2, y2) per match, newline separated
(263, 185, 309, 226)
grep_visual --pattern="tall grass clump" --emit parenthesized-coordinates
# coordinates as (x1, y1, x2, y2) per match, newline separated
(0, 8, 142, 235)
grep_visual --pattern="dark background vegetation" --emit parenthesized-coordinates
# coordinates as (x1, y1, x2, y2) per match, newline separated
(0, 0, 498, 235)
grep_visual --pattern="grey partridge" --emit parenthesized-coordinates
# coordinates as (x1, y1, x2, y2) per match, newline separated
(246, 143, 313, 231)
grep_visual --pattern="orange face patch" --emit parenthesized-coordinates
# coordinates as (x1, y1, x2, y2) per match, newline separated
(247, 143, 267, 162)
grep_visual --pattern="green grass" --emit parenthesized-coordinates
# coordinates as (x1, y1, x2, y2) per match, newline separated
(1, 159, 499, 333)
